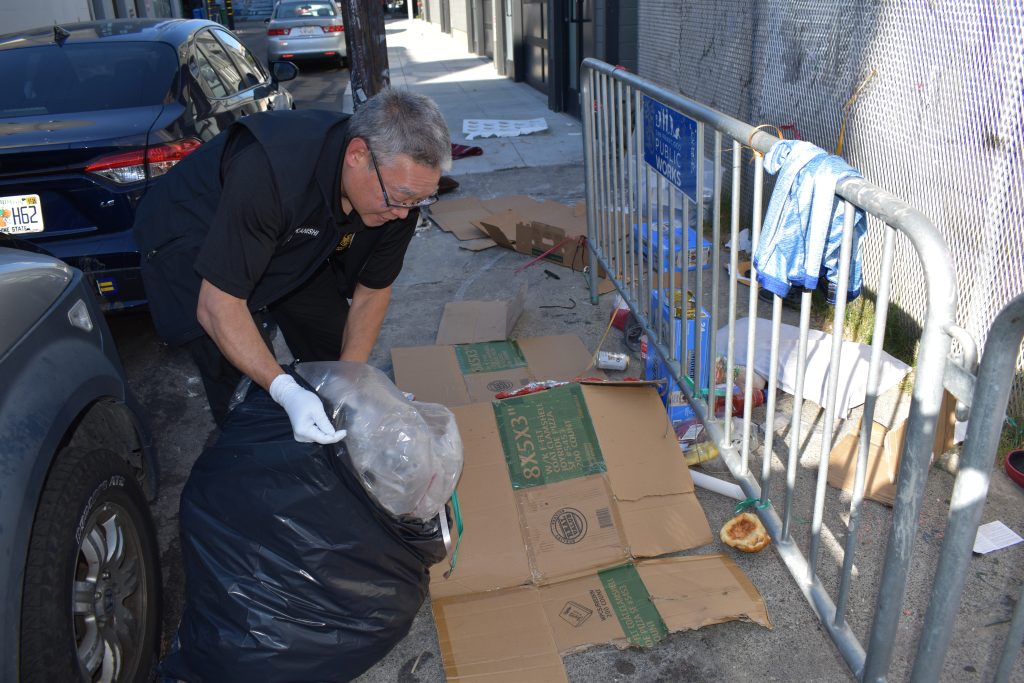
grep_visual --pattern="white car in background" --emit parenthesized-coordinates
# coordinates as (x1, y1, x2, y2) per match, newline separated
(266, 0, 347, 68)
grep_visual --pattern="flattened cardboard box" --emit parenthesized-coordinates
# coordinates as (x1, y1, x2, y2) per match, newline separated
(392, 334, 603, 408)
(429, 383, 771, 681)
(435, 557, 771, 683)
(828, 390, 957, 506)
(435, 286, 528, 345)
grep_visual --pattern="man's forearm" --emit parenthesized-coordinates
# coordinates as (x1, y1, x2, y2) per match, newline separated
(340, 284, 392, 362)
(196, 279, 283, 390)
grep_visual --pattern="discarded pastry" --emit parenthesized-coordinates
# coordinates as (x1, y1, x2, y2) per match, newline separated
(720, 512, 771, 553)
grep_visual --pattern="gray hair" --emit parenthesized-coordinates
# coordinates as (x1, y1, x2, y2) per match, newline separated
(348, 88, 452, 172)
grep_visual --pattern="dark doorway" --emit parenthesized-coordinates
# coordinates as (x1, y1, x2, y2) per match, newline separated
(520, 0, 547, 94)
(559, 0, 593, 117)
(470, 0, 494, 58)
(481, 0, 494, 58)
(499, 0, 515, 75)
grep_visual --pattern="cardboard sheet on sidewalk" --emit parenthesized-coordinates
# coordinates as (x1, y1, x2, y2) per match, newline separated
(430, 383, 770, 681)
(392, 334, 603, 407)
(435, 286, 528, 345)
(428, 195, 554, 243)
(827, 391, 957, 506)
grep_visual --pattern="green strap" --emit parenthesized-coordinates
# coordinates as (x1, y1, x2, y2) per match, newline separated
(443, 491, 464, 579)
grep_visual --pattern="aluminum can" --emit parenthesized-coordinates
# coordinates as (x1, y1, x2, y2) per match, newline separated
(596, 350, 629, 371)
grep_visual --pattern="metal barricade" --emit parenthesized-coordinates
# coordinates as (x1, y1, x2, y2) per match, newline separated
(579, 57, 1005, 681)
(912, 293, 1024, 683)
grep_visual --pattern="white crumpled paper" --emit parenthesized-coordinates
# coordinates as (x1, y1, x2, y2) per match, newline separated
(716, 317, 911, 419)
(462, 117, 548, 140)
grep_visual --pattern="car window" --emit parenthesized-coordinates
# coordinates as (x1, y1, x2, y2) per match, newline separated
(193, 30, 243, 97)
(189, 44, 229, 99)
(211, 29, 266, 89)
(276, 2, 337, 18)
(0, 42, 176, 117)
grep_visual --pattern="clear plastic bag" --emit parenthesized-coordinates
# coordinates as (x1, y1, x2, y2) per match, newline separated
(295, 361, 463, 522)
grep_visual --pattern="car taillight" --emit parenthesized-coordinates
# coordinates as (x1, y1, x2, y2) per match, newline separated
(84, 139, 202, 185)
(268, 27, 290, 35)
(323, 25, 344, 32)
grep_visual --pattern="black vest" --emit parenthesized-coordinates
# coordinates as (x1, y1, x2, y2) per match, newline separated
(134, 110, 350, 346)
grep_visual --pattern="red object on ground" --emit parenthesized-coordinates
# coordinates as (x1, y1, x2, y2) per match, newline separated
(451, 143, 483, 159)
(715, 388, 766, 415)
(1005, 449, 1024, 488)
(610, 304, 630, 330)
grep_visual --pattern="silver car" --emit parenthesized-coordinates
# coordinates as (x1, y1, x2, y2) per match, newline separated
(266, 0, 347, 67)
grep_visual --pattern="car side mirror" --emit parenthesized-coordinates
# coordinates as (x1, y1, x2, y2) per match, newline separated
(269, 60, 299, 83)
(264, 17, 270, 23)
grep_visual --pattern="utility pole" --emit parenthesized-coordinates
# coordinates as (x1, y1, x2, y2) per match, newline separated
(339, 0, 391, 110)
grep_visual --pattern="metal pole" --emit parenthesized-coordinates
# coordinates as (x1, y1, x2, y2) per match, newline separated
(340, 0, 391, 109)
(910, 294, 1024, 682)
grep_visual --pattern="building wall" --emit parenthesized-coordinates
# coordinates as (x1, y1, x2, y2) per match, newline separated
(614, 0, 638, 71)
(0, 0, 95, 32)
(0, 0, 182, 31)
(449, 0, 468, 33)
(637, 0, 1024, 411)
(425, 0, 442, 25)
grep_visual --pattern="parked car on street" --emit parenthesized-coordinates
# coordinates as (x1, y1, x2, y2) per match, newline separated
(266, 0, 347, 67)
(0, 240, 161, 681)
(0, 19, 298, 311)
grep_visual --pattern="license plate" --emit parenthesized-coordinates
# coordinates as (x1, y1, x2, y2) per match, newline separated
(298, 26, 320, 35)
(0, 194, 44, 234)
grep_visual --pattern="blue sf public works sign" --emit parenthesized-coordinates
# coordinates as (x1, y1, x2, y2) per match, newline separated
(642, 95, 698, 204)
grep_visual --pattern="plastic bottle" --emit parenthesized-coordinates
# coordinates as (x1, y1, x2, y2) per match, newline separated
(714, 387, 766, 416)
(684, 441, 718, 467)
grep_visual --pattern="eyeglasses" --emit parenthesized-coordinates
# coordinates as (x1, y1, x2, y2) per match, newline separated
(368, 148, 439, 209)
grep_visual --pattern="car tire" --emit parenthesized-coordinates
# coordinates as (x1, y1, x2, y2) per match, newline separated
(337, 55, 347, 69)
(19, 446, 161, 683)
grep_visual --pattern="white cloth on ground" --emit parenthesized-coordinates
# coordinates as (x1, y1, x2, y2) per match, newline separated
(716, 317, 911, 419)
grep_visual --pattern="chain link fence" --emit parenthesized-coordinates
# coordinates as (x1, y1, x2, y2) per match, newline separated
(638, 0, 1024, 417)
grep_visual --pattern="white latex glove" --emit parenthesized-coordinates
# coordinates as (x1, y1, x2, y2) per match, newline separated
(269, 374, 347, 444)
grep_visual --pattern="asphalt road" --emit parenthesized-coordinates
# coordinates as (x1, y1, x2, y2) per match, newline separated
(105, 20, 352, 656)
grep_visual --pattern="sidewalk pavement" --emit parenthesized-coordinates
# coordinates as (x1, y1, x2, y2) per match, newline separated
(344, 17, 584, 176)
(348, 18, 1023, 683)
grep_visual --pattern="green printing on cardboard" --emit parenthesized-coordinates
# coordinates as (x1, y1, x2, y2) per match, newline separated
(597, 563, 669, 647)
(454, 340, 528, 374)
(494, 384, 606, 489)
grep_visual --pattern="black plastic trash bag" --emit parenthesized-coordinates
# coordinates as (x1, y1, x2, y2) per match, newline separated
(162, 385, 447, 682)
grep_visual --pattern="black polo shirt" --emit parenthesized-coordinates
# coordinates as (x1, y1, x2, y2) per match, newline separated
(134, 110, 417, 346)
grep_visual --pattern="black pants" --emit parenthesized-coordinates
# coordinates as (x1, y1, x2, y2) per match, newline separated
(186, 262, 350, 426)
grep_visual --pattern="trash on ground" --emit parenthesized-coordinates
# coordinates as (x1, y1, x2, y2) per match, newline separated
(691, 470, 745, 500)
(716, 317, 911, 419)
(462, 117, 548, 140)
(435, 284, 527, 345)
(165, 382, 448, 682)
(430, 382, 771, 679)
(450, 142, 483, 159)
(721, 512, 771, 553)
(726, 258, 754, 285)
(643, 290, 711, 421)
(425, 194, 616, 291)
(632, 223, 713, 272)
(725, 228, 752, 253)
(295, 361, 463, 521)
(973, 521, 1023, 555)
(828, 390, 958, 505)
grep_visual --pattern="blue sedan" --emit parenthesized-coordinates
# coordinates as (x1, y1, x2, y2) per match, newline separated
(0, 19, 298, 310)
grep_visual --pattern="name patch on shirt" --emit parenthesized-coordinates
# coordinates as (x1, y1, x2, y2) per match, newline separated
(295, 226, 321, 237)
